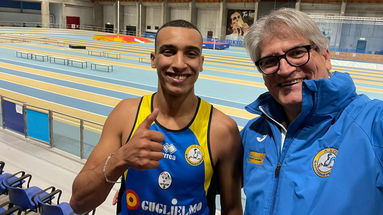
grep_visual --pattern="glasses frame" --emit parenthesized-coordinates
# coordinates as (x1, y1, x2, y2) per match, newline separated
(255, 45, 313, 75)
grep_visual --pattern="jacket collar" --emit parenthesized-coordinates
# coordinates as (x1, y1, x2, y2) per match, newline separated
(245, 72, 357, 125)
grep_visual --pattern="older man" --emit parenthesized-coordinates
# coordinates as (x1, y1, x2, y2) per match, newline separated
(241, 8, 383, 215)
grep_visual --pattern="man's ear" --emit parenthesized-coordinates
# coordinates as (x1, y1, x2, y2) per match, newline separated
(322, 49, 332, 72)
(200, 55, 204, 72)
(150, 52, 156, 68)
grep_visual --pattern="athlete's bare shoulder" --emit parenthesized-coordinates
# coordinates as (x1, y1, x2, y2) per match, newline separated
(103, 97, 143, 143)
(209, 107, 241, 164)
(113, 97, 142, 116)
(210, 107, 238, 132)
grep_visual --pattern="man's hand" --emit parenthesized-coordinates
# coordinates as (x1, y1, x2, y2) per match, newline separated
(118, 108, 164, 170)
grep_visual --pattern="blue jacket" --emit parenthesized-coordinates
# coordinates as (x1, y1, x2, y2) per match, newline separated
(241, 72, 383, 215)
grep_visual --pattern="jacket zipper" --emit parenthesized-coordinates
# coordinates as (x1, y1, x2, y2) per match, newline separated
(275, 162, 282, 177)
(259, 106, 287, 215)
(268, 161, 281, 215)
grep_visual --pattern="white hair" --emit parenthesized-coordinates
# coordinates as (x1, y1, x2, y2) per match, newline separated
(244, 8, 329, 64)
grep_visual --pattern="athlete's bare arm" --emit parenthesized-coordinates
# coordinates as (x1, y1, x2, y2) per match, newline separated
(70, 98, 164, 214)
(210, 108, 243, 215)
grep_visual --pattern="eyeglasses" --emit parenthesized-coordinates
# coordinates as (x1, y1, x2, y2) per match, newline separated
(255, 45, 312, 75)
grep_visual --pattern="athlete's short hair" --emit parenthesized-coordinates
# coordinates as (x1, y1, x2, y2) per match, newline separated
(154, 20, 202, 52)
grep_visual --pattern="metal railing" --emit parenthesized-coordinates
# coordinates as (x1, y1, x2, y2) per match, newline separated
(0, 95, 103, 159)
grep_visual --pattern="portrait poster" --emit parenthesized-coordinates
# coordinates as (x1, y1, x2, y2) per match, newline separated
(226, 9, 255, 41)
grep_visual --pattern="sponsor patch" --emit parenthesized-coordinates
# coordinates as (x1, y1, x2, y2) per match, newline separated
(312, 148, 338, 177)
(163, 142, 177, 160)
(126, 189, 140, 210)
(185, 145, 203, 166)
(164, 143, 177, 154)
(249, 151, 265, 165)
(158, 171, 172, 189)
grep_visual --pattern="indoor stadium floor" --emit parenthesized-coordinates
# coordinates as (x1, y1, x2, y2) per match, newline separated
(0, 27, 382, 214)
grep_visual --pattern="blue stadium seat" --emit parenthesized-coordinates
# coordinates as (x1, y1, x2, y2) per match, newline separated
(0, 171, 26, 195)
(36, 189, 76, 215)
(36, 189, 96, 215)
(3, 173, 55, 213)
(0, 203, 22, 215)
(0, 161, 26, 195)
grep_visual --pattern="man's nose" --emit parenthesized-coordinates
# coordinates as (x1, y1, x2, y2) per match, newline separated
(172, 53, 187, 70)
(277, 57, 296, 76)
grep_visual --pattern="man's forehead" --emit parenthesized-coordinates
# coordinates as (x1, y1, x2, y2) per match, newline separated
(157, 27, 202, 44)
(159, 43, 202, 51)
(158, 26, 199, 37)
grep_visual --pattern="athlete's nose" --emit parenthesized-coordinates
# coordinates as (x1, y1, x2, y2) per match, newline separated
(172, 52, 187, 72)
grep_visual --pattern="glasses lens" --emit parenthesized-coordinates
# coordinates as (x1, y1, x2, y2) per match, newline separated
(286, 46, 309, 66)
(258, 56, 279, 74)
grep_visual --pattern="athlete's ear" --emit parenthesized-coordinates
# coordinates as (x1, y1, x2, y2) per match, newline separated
(200, 55, 204, 73)
(150, 52, 156, 68)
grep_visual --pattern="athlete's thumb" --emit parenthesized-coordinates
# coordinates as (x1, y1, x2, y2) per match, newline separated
(140, 108, 159, 130)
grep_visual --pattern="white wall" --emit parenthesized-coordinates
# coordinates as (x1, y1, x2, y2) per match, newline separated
(124, 4, 137, 26)
(0, 6, 41, 26)
(301, 3, 341, 15)
(145, 6, 161, 32)
(50, 3, 63, 27)
(227, 2, 256, 10)
(103, 4, 115, 25)
(169, 5, 189, 21)
(0, 12, 41, 25)
(196, 7, 220, 39)
(346, 3, 383, 17)
(64, 4, 94, 26)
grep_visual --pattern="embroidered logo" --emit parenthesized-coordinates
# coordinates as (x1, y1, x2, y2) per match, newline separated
(312, 148, 338, 177)
(158, 171, 172, 189)
(185, 145, 204, 166)
(126, 189, 140, 210)
(249, 151, 266, 165)
(163, 143, 177, 160)
(256, 135, 267, 142)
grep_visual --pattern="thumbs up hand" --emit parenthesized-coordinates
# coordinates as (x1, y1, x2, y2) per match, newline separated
(120, 108, 165, 170)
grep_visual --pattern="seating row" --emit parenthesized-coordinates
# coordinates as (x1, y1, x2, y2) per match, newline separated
(15, 50, 113, 72)
(0, 161, 96, 215)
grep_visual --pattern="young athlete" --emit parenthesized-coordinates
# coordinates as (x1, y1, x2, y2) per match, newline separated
(70, 20, 243, 215)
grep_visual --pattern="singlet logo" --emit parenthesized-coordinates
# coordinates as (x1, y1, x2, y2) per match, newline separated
(163, 143, 177, 160)
(312, 148, 338, 177)
(158, 171, 172, 189)
(126, 189, 140, 210)
(185, 145, 204, 166)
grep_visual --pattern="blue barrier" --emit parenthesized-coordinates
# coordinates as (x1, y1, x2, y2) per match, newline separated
(330, 48, 374, 54)
(202, 38, 244, 47)
(26, 109, 49, 142)
(203, 41, 230, 50)
(142, 32, 156, 38)
(3, 100, 24, 134)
